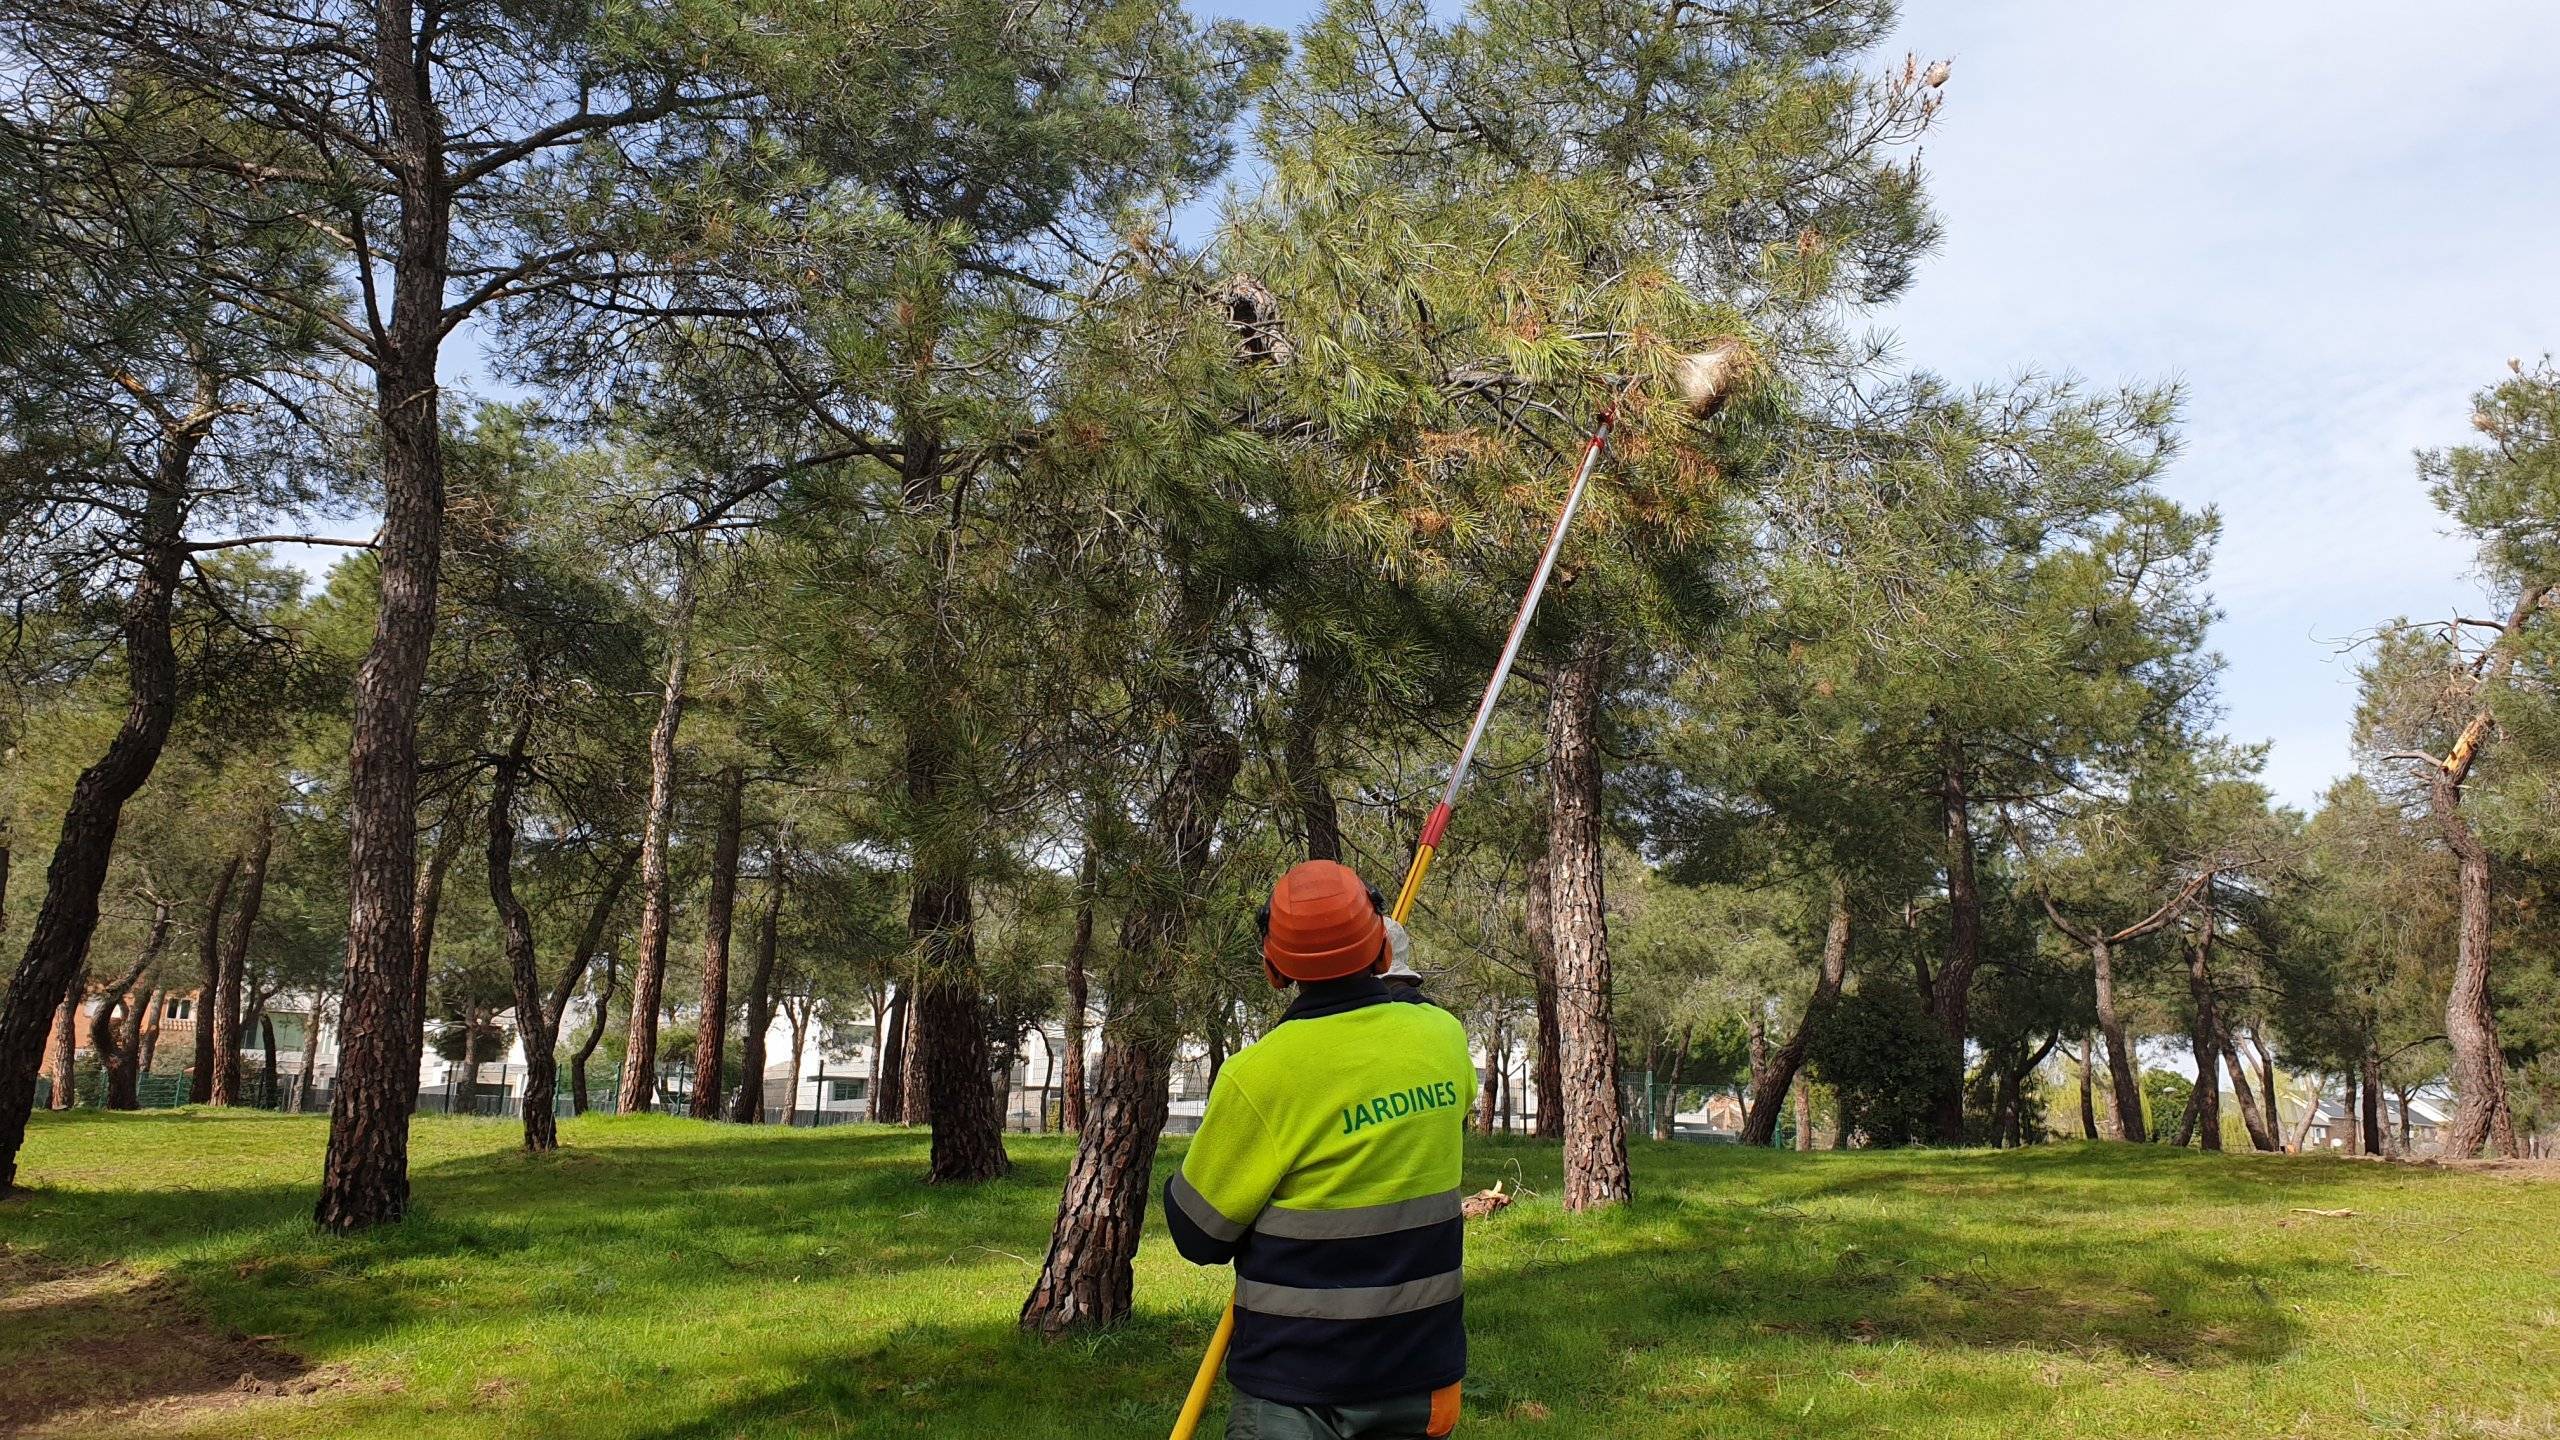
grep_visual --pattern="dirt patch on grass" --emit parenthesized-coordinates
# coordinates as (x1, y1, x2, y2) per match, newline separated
(0, 1249, 344, 1436)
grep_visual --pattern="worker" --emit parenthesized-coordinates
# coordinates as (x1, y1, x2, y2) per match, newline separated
(1164, 859, 1474, 1439)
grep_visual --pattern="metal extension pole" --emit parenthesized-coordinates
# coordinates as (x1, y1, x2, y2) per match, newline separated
(1168, 401, 1619, 1440)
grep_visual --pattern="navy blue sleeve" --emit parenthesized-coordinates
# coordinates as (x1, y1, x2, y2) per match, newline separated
(1163, 1172, 1245, 1266)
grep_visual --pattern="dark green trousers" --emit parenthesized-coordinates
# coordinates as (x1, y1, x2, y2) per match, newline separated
(1227, 1390, 1440, 1439)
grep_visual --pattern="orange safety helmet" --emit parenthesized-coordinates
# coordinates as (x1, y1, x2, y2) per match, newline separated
(1257, 860, 1391, 988)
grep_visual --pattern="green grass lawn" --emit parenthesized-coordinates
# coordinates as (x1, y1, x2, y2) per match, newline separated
(3, 1111, 2556, 1438)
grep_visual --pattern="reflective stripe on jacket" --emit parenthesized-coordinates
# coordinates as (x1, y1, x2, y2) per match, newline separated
(1162, 973, 1475, 1406)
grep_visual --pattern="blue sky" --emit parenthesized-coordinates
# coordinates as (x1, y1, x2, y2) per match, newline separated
(1190, 0, 2560, 806)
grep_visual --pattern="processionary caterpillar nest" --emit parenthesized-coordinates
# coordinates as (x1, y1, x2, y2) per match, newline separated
(1674, 337, 1758, 420)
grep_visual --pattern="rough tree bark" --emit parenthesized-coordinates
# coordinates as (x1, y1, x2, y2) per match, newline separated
(729, 862, 786, 1124)
(485, 714, 557, 1150)
(617, 573, 695, 1116)
(1523, 852, 1564, 1140)
(2431, 772, 2519, 1157)
(190, 857, 238, 1103)
(210, 811, 274, 1107)
(1794, 1077, 1814, 1152)
(0, 455, 187, 1194)
(2218, 1030, 2277, 1151)
(1021, 720, 1240, 1332)
(875, 985, 908, 1124)
(901, 992, 932, 1124)
(912, 864, 1003, 1181)
(690, 764, 746, 1121)
(1741, 879, 1851, 1145)
(2087, 938, 2145, 1142)
(313, 6, 457, 1229)
(46, 985, 80, 1109)
(2184, 916, 2223, 1151)
(1548, 635, 1630, 1210)
(1060, 846, 1096, 1132)
(902, 712, 999, 1176)
(1476, 1018, 1503, 1134)
(401, 824, 461, 1114)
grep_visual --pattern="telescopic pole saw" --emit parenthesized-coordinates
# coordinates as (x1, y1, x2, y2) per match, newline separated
(1166, 399, 1621, 1440)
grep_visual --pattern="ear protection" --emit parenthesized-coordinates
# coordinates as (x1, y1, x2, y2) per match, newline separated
(1256, 880, 1393, 988)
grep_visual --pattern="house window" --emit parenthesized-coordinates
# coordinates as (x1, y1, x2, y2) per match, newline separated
(164, 997, 192, 1021)
(829, 1079, 866, 1103)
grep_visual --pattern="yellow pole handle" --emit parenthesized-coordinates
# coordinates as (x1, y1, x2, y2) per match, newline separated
(1169, 1296, 1237, 1440)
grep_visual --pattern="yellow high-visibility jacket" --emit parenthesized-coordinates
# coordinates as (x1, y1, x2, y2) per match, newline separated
(1163, 974, 1475, 1406)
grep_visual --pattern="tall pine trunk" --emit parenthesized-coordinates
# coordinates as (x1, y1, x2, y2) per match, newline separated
(2079, 1036, 2099, 1139)
(1060, 846, 1096, 1132)
(2432, 774, 2518, 1156)
(568, 951, 617, 1116)
(2089, 937, 2146, 1142)
(400, 826, 459, 1113)
(1548, 635, 1629, 1211)
(190, 857, 238, 1103)
(913, 867, 1004, 1181)
(485, 714, 562, 1152)
(906, 719, 997, 1178)
(2360, 1045, 2386, 1156)
(1928, 731, 1982, 1145)
(210, 812, 274, 1107)
(1022, 723, 1239, 1331)
(875, 985, 909, 1124)
(617, 575, 695, 1115)
(690, 764, 746, 1120)
(2185, 920, 2222, 1151)
(0, 461, 187, 1194)
(1524, 853, 1564, 1140)
(2251, 1030, 2281, 1139)
(2218, 1030, 2277, 1151)
(1741, 879, 1851, 1145)
(730, 866, 785, 1124)
(47, 986, 80, 1109)
(315, 14, 454, 1227)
